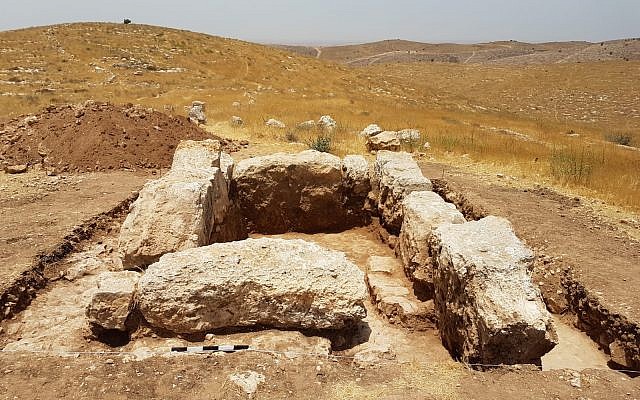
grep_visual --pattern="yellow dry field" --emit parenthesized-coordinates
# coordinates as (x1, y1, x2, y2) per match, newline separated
(0, 23, 638, 210)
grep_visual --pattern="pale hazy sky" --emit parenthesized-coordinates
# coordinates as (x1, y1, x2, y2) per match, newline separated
(1, 0, 638, 45)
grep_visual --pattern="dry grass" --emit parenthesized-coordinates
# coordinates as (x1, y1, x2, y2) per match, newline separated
(0, 23, 638, 210)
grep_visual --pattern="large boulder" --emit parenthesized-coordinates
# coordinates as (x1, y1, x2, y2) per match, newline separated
(118, 167, 231, 268)
(86, 271, 140, 331)
(137, 238, 368, 333)
(233, 150, 357, 233)
(398, 191, 465, 293)
(431, 216, 558, 365)
(366, 131, 401, 152)
(372, 151, 432, 233)
(119, 140, 244, 269)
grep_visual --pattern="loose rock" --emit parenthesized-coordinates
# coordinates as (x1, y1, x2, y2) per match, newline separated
(360, 124, 383, 137)
(297, 120, 316, 130)
(188, 101, 207, 124)
(366, 131, 401, 152)
(266, 118, 286, 128)
(318, 115, 337, 130)
(86, 271, 140, 331)
(230, 116, 243, 126)
(398, 128, 421, 142)
(4, 164, 28, 174)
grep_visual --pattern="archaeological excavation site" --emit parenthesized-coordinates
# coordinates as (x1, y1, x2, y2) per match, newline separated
(3, 136, 631, 377)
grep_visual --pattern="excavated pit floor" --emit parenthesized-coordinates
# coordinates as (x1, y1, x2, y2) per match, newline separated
(0, 224, 612, 371)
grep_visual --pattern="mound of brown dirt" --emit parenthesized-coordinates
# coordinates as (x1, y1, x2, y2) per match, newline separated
(0, 102, 242, 172)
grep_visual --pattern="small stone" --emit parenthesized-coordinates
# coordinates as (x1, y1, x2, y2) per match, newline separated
(105, 359, 115, 365)
(5, 164, 28, 174)
(205, 333, 215, 341)
(569, 375, 581, 388)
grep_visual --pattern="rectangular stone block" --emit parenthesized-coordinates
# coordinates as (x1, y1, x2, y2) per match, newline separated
(432, 216, 558, 365)
(372, 151, 432, 233)
(398, 191, 465, 294)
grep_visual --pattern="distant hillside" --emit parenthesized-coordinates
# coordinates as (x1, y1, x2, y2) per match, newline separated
(0, 22, 403, 119)
(276, 38, 640, 66)
(0, 23, 638, 210)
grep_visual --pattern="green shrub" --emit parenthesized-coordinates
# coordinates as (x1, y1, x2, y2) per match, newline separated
(307, 135, 332, 153)
(549, 146, 596, 184)
(605, 133, 633, 146)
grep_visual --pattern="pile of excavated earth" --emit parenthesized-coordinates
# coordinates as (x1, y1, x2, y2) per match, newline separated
(0, 102, 247, 174)
(84, 139, 562, 367)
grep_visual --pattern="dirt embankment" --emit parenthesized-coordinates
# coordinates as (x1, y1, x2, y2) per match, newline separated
(0, 102, 244, 173)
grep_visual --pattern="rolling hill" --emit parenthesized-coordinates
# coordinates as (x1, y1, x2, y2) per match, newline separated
(0, 23, 638, 210)
(276, 38, 640, 66)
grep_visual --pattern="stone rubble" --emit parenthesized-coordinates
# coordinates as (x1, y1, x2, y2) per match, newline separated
(366, 131, 401, 152)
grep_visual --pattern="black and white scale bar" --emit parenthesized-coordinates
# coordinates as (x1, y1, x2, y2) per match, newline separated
(170, 345, 250, 353)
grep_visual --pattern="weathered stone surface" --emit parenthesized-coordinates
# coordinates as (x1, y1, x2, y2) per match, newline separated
(233, 150, 357, 233)
(366, 256, 436, 330)
(341, 155, 372, 225)
(360, 124, 383, 137)
(266, 118, 286, 128)
(118, 167, 231, 268)
(399, 191, 465, 291)
(398, 128, 421, 142)
(432, 216, 558, 365)
(170, 139, 221, 171)
(188, 101, 206, 124)
(137, 238, 368, 333)
(86, 271, 140, 331)
(372, 151, 432, 233)
(366, 131, 401, 152)
(318, 115, 337, 129)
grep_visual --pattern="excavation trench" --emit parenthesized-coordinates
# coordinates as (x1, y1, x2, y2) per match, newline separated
(429, 175, 640, 371)
(0, 148, 615, 372)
